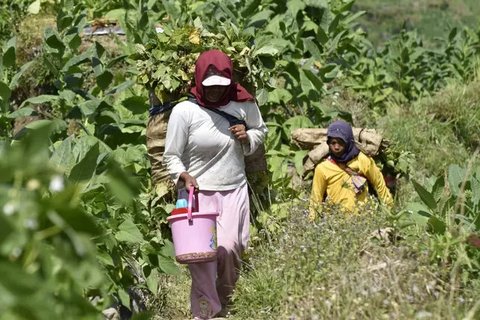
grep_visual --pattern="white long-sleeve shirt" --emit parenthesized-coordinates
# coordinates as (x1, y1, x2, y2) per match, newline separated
(164, 100, 267, 191)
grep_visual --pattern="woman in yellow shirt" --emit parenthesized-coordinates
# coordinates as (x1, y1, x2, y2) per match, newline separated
(310, 120, 393, 217)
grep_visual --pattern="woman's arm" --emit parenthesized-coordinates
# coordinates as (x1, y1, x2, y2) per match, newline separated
(242, 102, 268, 156)
(163, 105, 190, 187)
(309, 166, 327, 220)
(363, 155, 393, 207)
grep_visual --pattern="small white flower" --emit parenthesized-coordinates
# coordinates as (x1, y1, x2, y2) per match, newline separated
(11, 247, 22, 259)
(49, 175, 65, 192)
(25, 218, 38, 230)
(26, 179, 41, 190)
(3, 202, 16, 216)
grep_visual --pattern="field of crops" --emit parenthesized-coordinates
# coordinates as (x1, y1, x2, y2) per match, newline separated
(1, 0, 479, 319)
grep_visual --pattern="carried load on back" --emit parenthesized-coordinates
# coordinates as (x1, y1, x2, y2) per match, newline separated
(292, 126, 396, 193)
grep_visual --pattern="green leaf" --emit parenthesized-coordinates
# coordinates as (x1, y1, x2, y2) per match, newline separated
(293, 150, 308, 176)
(44, 29, 65, 52)
(97, 71, 114, 90)
(0, 263, 39, 296)
(69, 142, 100, 182)
(78, 100, 100, 116)
(6, 107, 35, 119)
(427, 216, 446, 234)
(448, 164, 465, 196)
(247, 9, 272, 28)
(146, 268, 160, 293)
(115, 218, 144, 243)
(27, 0, 41, 14)
(2, 37, 16, 68)
(158, 255, 179, 275)
(253, 45, 280, 57)
(20, 95, 59, 108)
(62, 52, 92, 72)
(118, 289, 130, 307)
(256, 88, 269, 106)
(303, 69, 324, 91)
(287, 0, 306, 16)
(0, 81, 11, 102)
(122, 96, 148, 114)
(10, 60, 35, 89)
(50, 136, 75, 173)
(412, 180, 437, 211)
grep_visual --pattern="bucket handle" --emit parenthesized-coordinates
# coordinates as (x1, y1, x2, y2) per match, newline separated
(187, 186, 194, 221)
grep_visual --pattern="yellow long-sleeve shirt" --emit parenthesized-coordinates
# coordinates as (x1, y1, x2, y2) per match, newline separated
(310, 152, 393, 216)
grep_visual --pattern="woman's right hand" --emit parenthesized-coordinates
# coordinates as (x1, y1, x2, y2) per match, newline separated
(180, 172, 199, 190)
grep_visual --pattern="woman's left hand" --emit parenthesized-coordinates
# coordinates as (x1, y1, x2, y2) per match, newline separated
(229, 124, 248, 143)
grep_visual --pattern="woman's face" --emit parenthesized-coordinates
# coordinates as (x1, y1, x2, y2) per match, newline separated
(328, 138, 346, 157)
(203, 85, 229, 103)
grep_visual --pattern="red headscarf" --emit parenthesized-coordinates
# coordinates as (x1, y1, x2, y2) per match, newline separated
(190, 49, 254, 108)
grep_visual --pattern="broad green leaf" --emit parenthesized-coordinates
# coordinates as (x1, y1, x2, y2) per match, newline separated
(246, 9, 272, 28)
(115, 218, 143, 243)
(78, 100, 100, 116)
(97, 70, 114, 90)
(122, 96, 148, 114)
(253, 45, 280, 57)
(0, 215, 13, 243)
(62, 52, 92, 72)
(431, 175, 445, 203)
(303, 38, 322, 59)
(6, 107, 35, 119)
(0, 263, 39, 295)
(405, 202, 431, 226)
(50, 136, 75, 173)
(27, 0, 41, 14)
(20, 95, 59, 108)
(448, 164, 465, 196)
(282, 115, 314, 138)
(9, 60, 35, 89)
(2, 37, 16, 68)
(160, 240, 175, 257)
(256, 88, 268, 106)
(303, 69, 324, 91)
(44, 29, 65, 52)
(318, 63, 339, 82)
(242, 0, 262, 17)
(427, 216, 446, 234)
(118, 289, 130, 307)
(146, 268, 160, 293)
(0, 81, 11, 102)
(412, 180, 437, 211)
(69, 142, 100, 182)
(306, 0, 328, 8)
(96, 251, 114, 267)
(268, 88, 292, 104)
(287, 0, 306, 16)
(158, 255, 179, 275)
(293, 150, 308, 176)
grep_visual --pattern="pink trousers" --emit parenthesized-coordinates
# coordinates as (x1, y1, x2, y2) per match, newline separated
(178, 183, 250, 319)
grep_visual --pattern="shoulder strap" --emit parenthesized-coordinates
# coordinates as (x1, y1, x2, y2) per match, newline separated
(188, 96, 247, 129)
(203, 106, 247, 128)
(148, 94, 248, 128)
(329, 157, 364, 177)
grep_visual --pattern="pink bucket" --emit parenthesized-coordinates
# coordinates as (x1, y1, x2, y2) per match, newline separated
(167, 186, 219, 264)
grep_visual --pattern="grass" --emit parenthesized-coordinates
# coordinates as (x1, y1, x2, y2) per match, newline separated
(381, 77, 480, 180)
(230, 203, 479, 319)
(353, 0, 480, 47)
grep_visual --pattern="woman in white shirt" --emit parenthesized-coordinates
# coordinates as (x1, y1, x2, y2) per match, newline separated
(164, 49, 267, 319)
